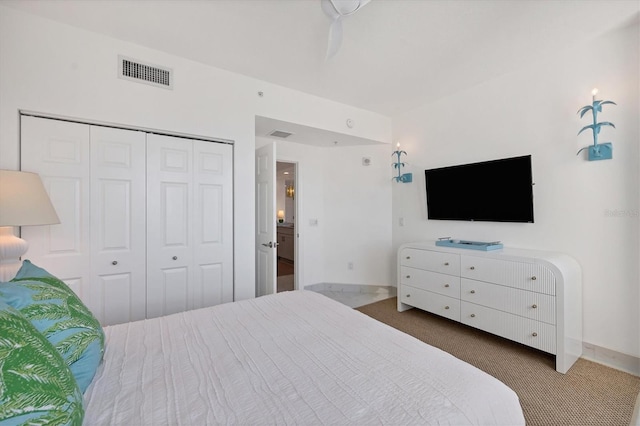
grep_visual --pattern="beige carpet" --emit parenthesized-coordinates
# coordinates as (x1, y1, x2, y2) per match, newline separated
(356, 297, 640, 426)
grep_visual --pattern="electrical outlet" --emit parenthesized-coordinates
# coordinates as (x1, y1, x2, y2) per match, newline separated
(348, 262, 354, 270)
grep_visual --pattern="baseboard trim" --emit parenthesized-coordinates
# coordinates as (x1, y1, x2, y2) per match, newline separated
(305, 282, 397, 296)
(582, 341, 640, 376)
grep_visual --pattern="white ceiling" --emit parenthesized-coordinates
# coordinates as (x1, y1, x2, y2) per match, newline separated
(3, 0, 638, 144)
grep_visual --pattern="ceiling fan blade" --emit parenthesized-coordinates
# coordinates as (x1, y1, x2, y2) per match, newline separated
(322, 0, 371, 59)
(321, 0, 340, 19)
(326, 17, 343, 59)
(331, 0, 371, 15)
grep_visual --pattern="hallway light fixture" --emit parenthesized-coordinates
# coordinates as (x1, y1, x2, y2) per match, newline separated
(392, 142, 412, 183)
(0, 170, 60, 281)
(286, 185, 295, 198)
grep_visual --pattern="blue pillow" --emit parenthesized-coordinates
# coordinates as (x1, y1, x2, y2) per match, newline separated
(1, 260, 105, 393)
(0, 300, 84, 425)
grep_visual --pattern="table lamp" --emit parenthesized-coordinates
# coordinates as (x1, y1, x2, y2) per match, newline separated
(0, 170, 60, 281)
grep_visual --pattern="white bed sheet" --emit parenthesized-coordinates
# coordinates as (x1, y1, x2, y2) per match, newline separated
(84, 290, 525, 425)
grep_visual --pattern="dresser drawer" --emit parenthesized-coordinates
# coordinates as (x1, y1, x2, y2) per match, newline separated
(460, 256, 556, 295)
(400, 286, 460, 322)
(461, 301, 556, 354)
(461, 279, 555, 324)
(400, 248, 459, 275)
(400, 267, 460, 298)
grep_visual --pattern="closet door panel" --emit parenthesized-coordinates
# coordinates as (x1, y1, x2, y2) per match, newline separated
(192, 140, 233, 308)
(162, 267, 189, 316)
(196, 264, 224, 308)
(20, 116, 91, 303)
(90, 126, 146, 325)
(22, 116, 234, 323)
(146, 134, 193, 319)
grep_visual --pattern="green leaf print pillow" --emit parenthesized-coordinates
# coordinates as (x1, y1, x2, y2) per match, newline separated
(1, 260, 105, 393)
(0, 300, 84, 425)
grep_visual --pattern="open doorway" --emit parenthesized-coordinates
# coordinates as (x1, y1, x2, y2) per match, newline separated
(276, 161, 296, 292)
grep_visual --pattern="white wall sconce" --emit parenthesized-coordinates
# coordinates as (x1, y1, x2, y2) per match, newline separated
(577, 88, 616, 161)
(392, 142, 412, 183)
(0, 170, 60, 281)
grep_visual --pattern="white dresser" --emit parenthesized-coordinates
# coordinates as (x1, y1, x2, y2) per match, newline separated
(397, 241, 582, 373)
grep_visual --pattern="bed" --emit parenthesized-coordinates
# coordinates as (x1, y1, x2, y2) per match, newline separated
(82, 290, 525, 425)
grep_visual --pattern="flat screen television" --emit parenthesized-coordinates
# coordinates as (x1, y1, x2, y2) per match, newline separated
(424, 155, 534, 223)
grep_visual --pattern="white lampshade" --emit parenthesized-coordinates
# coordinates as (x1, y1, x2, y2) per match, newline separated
(0, 170, 60, 226)
(0, 170, 60, 281)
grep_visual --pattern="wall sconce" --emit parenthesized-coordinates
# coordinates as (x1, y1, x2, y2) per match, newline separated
(577, 88, 616, 161)
(392, 142, 412, 183)
(286, 185, 295, 198)
(277, 210, 285, 223)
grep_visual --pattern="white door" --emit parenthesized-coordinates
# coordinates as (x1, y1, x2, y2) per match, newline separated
(20, 116, 92, 303)
(255, 143, 277, 297)
(147, 134, 194, 318)
(191, 139, 233, 308)
(21, 117, 148, 325)
(90, 126, 147, 325)
(146, 134, 233, 318)
(21, 116, 234, 323)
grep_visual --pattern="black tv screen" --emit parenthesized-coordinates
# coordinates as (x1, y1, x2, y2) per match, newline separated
(425, 155, 534, 223)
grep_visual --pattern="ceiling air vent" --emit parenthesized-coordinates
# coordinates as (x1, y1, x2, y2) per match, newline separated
(269, 130, 293, 138)
(118, 55, 173, 89)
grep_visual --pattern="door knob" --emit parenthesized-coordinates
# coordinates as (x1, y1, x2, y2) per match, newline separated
(261, 242, 279, 248)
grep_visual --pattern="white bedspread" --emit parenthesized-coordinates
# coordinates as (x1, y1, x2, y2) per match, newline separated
(84, 291, 525, 425)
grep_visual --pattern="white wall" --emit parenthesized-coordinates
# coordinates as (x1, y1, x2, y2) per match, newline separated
(0, 6, 392, 301)
(257, 137, 393, 289)
(321, 144, 394, 286)
(392, 21, 640, 358)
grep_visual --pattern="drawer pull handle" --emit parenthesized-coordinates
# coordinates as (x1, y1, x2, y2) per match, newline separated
(470, 266, 475, 270)
(444, 306, 450, 310)
(532, 304, 537, 309)
(531, 276, 537, 281)
(470, 290, 476, 294)
(406, 294, 411, 298)
(444, 284, 450, 288)
(532, 332, 538, 337)
(172, 256, 178, 260)
(112, 261, 118, 266)
(470, 314, 476, 318)
(406, 256, 411, 260)
(406, 275, 411, 279)
(444, 262, 449, 266)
